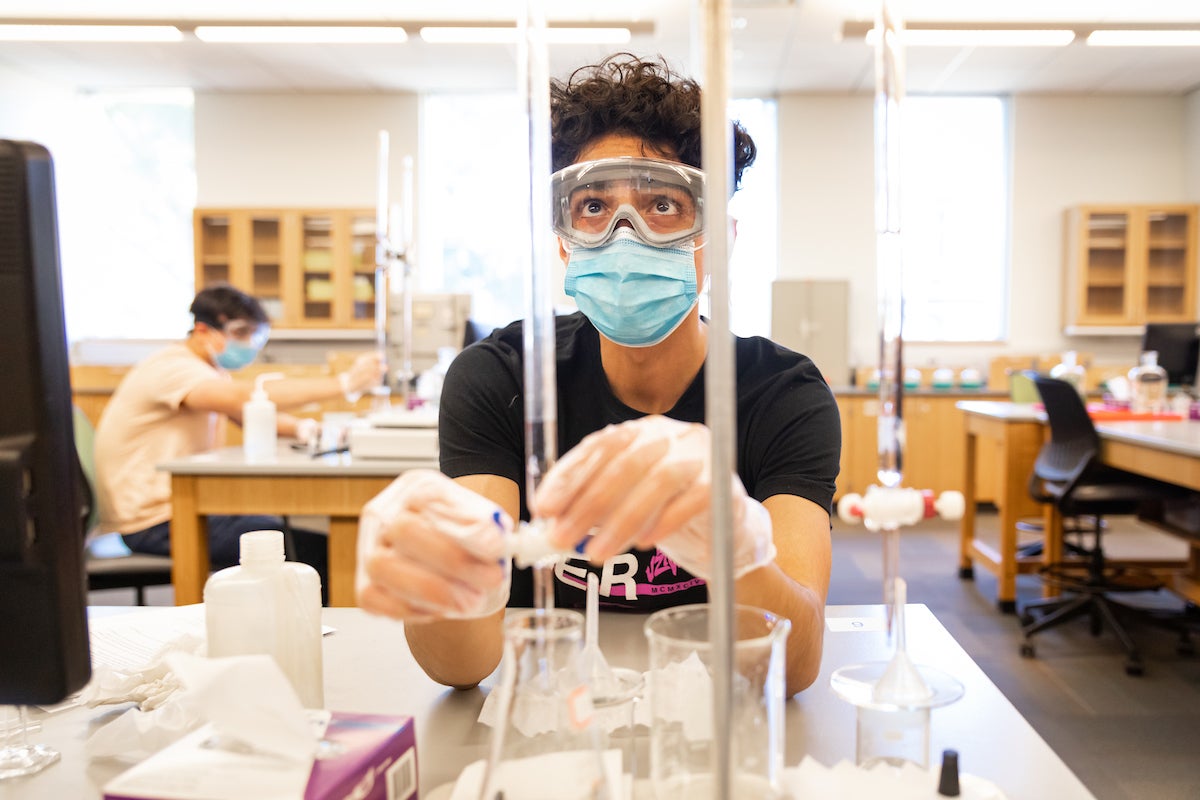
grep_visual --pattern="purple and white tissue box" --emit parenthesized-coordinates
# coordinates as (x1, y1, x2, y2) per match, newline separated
(305, 713, 417, 800)
(103, 712, 417, 800)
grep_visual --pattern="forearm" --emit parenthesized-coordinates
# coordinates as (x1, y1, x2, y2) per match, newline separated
(275, 412, 303, 438)
(735, 563, 826, 696)
(264, 377, 345, 409)
(404, 610, 506, 689)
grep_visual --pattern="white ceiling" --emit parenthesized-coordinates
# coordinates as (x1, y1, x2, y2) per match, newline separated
(3, 1, 1200, 96)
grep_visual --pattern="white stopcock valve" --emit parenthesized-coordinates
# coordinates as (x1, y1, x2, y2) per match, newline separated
(838, 486, 965, 532)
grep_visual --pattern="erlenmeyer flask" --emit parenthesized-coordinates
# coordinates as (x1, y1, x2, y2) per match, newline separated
(478, 608, 622, 800)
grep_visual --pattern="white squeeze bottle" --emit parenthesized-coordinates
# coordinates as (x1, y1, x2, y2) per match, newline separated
(1129, 351, 1169, 415)
(204, 530, 324, 708)
(243, 372, 283, 463)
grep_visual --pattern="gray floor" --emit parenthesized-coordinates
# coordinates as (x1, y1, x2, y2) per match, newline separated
(89, 511, 1200, 799)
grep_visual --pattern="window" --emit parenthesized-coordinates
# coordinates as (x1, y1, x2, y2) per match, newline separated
(420, 93, 778, 335)
(0, 89, 196, 343)
(900, 96, 1009, 342)
(728, 98, 778, 338)
(420, 93, 527, 328)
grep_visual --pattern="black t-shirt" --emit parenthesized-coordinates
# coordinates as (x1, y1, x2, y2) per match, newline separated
(439, 312, 841, 611)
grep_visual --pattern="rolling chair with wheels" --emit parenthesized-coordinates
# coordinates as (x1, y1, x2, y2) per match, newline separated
(1018, 375, 1191, 675)
(73, 407, 173, 605)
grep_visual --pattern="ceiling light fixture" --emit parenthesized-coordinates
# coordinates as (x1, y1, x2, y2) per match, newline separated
(845, 19, 1200, 48)
(0, 24, 183, 42)
(419, 26, 632, 45)
(193, 25, 408, 44)
(1087, 30, 1200, 47)
(863, 28, 1075, 47)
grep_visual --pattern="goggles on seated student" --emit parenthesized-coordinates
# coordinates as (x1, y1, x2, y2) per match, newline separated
(221, 320, 270, 350)
(551, 157, 705, 250)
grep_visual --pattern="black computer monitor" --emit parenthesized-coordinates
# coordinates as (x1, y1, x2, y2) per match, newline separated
(0, 139, 92, 704)
(1141, 322, 1200, 390)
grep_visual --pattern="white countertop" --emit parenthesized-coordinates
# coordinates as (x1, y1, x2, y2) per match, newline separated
(11, 604, 1095, 800)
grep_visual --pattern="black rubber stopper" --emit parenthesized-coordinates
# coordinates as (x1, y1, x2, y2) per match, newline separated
(937, 748, 961, 796)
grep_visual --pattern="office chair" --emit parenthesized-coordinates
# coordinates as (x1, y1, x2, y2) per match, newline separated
(1018, 375, 1191, 675)
(74, 406, 174, 606)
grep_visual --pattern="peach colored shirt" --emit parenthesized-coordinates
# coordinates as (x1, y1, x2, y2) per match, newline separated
(94, 343, 227, 534)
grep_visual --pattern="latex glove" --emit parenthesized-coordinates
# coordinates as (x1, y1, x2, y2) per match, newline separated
(356, 469, 513, 622)
(533, 415, 775, 581)
(339, 352, 387, 400)
(293, 417, 320, 447)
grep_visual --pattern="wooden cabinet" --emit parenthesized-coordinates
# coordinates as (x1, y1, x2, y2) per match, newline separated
(194, 208, 379, 330)
(1063, 204, 1199, 333)
(834, 394, 1002, 504)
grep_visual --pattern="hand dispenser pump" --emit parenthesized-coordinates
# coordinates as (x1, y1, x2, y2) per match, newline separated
(243, 372, 284, 463)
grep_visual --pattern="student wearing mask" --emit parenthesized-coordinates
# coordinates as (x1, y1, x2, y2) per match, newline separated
(356, 54, 840, 695)
(94, 283, 384, 578)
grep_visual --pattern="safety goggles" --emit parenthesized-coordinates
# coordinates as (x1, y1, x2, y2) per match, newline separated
(551, 157, 705, 249)
(222, 321, 270, 350)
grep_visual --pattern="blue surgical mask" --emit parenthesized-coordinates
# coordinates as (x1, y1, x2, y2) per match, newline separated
(215, 340, 261, 371)
(564, 228, 699, 347)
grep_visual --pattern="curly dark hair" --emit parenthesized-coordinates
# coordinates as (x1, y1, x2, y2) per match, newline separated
(190, 283, 269, 330)
(550, 53, 757, 191)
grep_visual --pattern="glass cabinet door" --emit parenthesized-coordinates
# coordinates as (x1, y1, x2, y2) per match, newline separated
(196, 214, 232, 288)
(1080, 211, 1131, 323)
(249, 215, 283, 322)
(349, 213, 378, 323)
(301, 214, 335, 323)
(1143, 209, 1193, 321)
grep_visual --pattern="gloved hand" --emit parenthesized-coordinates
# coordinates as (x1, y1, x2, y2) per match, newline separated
(293, 417, 320, 447)
(356, 469, 513, 622)
(339, 352, 387, 401)
(532, 415, 775, 581)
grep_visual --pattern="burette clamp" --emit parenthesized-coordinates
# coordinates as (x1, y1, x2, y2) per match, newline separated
(837, 486, 965, 532)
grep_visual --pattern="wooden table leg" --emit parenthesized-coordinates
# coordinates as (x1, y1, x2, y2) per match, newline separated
(170, 474, 209, 605)
(328, 516, 359, 608)
(959, 429, 978, 579)
(1042, 504, 1062, 599)
(996, 425, 1023, 613)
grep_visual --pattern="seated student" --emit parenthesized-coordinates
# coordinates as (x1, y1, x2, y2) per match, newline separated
(356, 54, 840, 695)
(94, 283, 384, 581)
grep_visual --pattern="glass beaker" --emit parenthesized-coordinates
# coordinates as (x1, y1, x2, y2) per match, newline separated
(644, 604, 790, 799)
(478, 609, 620, 800)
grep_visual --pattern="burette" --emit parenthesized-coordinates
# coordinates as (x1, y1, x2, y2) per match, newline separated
(836, 0, 965, 638)
(518, 0, 558, 613)
(874, 0, 907, 633)
(375, 132, 415, 409)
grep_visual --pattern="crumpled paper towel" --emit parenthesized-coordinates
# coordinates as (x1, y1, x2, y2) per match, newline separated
(83, 630, 204, 712)
(87, 651, 317, 766)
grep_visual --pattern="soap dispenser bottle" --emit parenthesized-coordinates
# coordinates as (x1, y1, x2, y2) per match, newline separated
(1050, 350, 1087, 400)
(204, 530, 324, 708)
(1129, 351, 1168, 414)
(243, 372, 283, 463)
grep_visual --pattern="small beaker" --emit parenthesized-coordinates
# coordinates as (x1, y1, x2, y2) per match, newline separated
(479, 609, 619, 800)
(644, 604, 790, 799)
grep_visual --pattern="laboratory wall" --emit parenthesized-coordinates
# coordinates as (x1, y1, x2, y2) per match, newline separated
(777, 91, 1192, 377)
(194, 89, 1195, 376)
(194, 92, 419, 209)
